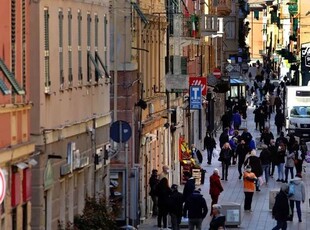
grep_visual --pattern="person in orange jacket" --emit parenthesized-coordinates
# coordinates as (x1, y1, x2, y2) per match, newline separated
(243, 165, 257, 212)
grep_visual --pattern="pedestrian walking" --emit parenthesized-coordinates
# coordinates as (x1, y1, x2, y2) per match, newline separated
(272, 184, 290, 230)
(168, 184, 183, 230)
(149, 169, 159, 216)
(269, 139, 277, 177)
(232, 110, 242, 130)
(204, 131, 217, 165)
(287, 173, 306, 222)
(236, 138, 250, 179)
(260, 127, 274, 146)
(183, 189, 208, 230)
(244, 150, 263, 191)
(209, 204, 226, 230)
(240, 128, 253, 146)
(284, 149, 295, 183)
(218, 142, 232, 181)
(294, 145, 305, 175)
(259, 144, 271, 185)
(219, 128, 229, 149)
(155, 177, 172, 230)
(182, 171, 195, 203)
(253, 105, 260, 130)
(221, 112, 231, 132)
(275, 142, 286, 182)
(209, 168, 224, 215)
(243, 165, 257, 212)
(274, 109, 285, 136)
(229, 130, 240, 165)
(257, 106, 266, 133)
(275, 132, 288, 148)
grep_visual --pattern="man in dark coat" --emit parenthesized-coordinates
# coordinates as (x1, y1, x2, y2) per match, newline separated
(274, 109, 285, 135)
(183, 189, 208, 230)
(219, 128, 229, 149)
(149, 169, 159, 216)
(168, 184, 183, 230)
(260, 127, 274, 146)
(182, 171, 195, 203)
(236, 139, 250, 179)
(272, 184, 290, 230)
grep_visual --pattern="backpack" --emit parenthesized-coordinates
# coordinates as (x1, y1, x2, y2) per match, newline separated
(288, 181, 295, 197)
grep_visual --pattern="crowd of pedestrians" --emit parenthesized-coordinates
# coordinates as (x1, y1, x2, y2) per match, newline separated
(146, 74, 309, 229)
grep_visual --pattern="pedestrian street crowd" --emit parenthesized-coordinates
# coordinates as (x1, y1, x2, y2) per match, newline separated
(138, 105, 310, 230)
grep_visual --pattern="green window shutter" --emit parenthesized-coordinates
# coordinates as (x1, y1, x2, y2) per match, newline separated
(104, 15, 108, 69)
(44, 7, 51, 89)
(59, 9, 64, 85)
(68, 9, 73, 83)
(78, 10, 83, 81)
(254, 10, 259, 20)
(95, 14, 98, 48)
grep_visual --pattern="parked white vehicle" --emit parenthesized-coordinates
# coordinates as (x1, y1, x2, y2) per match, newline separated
(285, 86, 310, 141)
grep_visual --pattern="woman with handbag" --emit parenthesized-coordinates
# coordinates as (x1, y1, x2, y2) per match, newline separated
(218, 142, 232, 181)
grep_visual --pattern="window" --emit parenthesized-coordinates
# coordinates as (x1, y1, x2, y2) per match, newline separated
(44, 7, 51, 91)
(78, 10, 83, 82)
(225, 21, 235, 39)
(104, 15, 108, 68)
(68, 9, 73, 84)
(94, 14, 98, 48)
(59, 9, 64, 87)
(87, 12, 92, 82)
(22, 0, 26, 90)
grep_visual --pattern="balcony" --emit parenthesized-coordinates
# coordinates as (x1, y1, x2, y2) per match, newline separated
(200, 15, 224, 37)
(216, 0, 232, 16)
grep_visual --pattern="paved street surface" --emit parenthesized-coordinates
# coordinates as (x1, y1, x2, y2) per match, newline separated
(138, 106, 310, 229)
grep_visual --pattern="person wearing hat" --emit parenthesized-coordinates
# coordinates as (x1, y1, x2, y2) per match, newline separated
(272, 184, 290, 230)
(287, 173, 305, 222)
(209, 168, 224, 216)
(209, 204, 226, 230)
(183, 188, 208, 230)
(168, 184, 183, 230)
(243, 165, 257, 212)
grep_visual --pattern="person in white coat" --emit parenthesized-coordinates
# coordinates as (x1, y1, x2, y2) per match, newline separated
(288, 173, 305, 222)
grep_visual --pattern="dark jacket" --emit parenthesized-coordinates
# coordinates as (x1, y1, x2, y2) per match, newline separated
(182, 178, 195, 202)
(183, 190, 208, 219)
(240, 131, 253, 145)
(219, 148, 232, 165)
(244, 155, 263, 177)
(236, 143, 249, 164)
(204, 135, 217, 150)
(155, 181, 172, 210)
(274, 112, 285, 127)
(209, 215, 226, 230)
(259, 148, 271, 165)
(168, 190, 183, 217)
(149, 174, 159, 196)
(272, 190, 289, 221)
(219, 131, 229, 148)
(260, 131, 274, 146)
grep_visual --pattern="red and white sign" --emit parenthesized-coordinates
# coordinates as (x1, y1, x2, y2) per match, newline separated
(189, 76, 207, 95)
(213, 68, 221, 79)
(0, 169, 6, 204)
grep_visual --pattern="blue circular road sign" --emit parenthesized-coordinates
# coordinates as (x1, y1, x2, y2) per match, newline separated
(110, 120, 132, 143)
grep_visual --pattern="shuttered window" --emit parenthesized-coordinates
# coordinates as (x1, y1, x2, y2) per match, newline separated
(59, 9, 64, 87)
(78, 10, 83, 83)
(44, 7, 51, 90)
(68, 9, 73, 84)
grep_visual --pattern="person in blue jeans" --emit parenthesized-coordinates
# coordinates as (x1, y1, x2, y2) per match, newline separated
(288, 173, 305, 222)
(259, 144, 271, 184)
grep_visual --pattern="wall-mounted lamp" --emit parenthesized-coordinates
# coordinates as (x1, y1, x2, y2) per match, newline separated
(135, 99, 147, 110)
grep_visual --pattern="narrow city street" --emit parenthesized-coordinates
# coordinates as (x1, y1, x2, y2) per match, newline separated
(138, 105, 310, 229)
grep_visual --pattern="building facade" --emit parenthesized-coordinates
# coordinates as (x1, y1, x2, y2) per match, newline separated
(29, 0, 111, 229)
(0, 0, 35, 229)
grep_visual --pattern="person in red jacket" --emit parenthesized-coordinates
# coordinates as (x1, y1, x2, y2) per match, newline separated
(209, 168, 224, 216)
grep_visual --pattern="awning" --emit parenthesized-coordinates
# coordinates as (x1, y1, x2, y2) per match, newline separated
(88, 52, 110, 81)
(230, 79, 246, 85)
